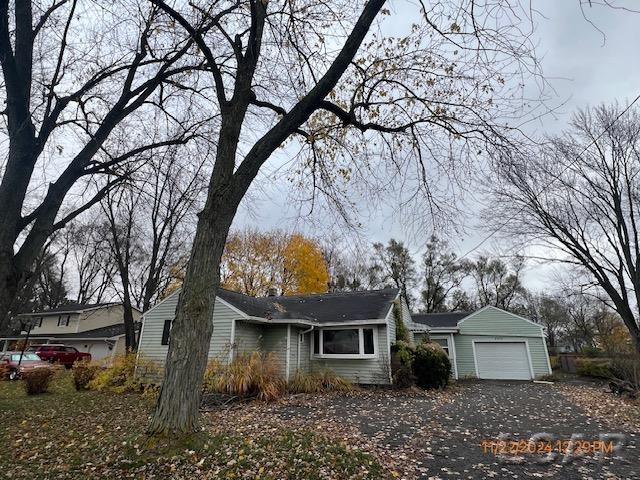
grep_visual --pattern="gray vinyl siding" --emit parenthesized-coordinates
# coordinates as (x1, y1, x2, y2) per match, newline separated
(261, 325, 289, 378)
(525, 336, 551, 376)
(137, 290, 243, 366)
(454, 334, 478, 378)
(459, 307, 545, 337)
(136, 292, 178, 365)
(297, 330, 311, 373)
(400, 298, 415, 344)
(289, 327, 302, 377)
(234, 321, 262, 355)
(309, 325, 391, 384)
(386, 305, 396, 346)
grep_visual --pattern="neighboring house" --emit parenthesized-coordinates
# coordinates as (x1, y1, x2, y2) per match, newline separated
(0, 303, 142, 360)
(547, 344, 573, 355)
(411, 307, 552, 381)
(138, 288, 410, 384)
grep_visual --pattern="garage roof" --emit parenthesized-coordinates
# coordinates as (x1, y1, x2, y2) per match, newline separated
(412, 311, 471, 329)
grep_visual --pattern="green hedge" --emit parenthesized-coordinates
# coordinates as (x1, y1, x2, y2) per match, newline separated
(412, 341, 451, 389)
(576, 357, 612, 378)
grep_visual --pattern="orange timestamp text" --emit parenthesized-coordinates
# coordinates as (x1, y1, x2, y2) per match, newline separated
(481, 439, 616, 456)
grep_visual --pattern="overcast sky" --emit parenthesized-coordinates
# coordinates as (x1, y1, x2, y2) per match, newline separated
(232, 0, 640, 292)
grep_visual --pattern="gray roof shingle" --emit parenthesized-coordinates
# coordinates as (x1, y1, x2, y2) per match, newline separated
(217, 288, 399, 324)
(411, 311, 472, 329)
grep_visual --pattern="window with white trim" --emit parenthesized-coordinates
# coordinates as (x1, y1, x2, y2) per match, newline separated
(432, 337, 450, 356)
(57, 315, 70, 327)
(312, 327, 376, 358)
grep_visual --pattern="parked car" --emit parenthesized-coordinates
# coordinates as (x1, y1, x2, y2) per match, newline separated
(26, 344, 91, 368)
(0, 352, 52, 380)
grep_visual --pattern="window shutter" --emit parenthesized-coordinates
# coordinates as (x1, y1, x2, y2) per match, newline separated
(161, 320, 172, 346)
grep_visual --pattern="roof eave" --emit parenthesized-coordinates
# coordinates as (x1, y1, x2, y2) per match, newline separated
(241, 316, 389, 327)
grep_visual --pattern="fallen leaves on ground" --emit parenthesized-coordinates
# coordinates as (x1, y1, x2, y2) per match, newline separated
(203, 386, 459, 479)
(0, 370, 461, 479)
(556, 381, 640, 431)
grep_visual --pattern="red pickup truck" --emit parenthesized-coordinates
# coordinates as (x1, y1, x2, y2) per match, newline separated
(27, 344, 91, 367)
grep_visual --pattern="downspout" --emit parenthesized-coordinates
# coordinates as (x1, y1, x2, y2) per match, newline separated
(286, 324, 291, 381)
(449, 332, 458, 380)
(229, 319, 236, 364)
(298, 325, 314, 370)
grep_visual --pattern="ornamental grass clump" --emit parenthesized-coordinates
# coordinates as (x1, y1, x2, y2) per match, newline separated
(22, 367, 55, 395)
(287, 370, 354, 394)
(205, 352, 285, 401)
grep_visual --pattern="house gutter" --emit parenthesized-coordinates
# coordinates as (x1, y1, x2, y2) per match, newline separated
(243, 316, 387, 327)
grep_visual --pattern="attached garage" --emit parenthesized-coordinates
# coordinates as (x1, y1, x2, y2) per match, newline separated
(411, 306, 552, 381)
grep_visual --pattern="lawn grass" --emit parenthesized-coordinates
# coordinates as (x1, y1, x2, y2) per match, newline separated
(0, 371, 384, 479)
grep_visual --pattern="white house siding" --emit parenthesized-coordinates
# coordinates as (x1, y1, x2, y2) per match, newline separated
(64, 340, 112, 360)
(80, 305, 140, 332)
(309, 324, 391, 384)
(137, 291, 243, 366)
(29, 313, 80, 335)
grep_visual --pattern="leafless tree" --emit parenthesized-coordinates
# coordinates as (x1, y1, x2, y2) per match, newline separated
(461, 255, 528, 311)
(59, 223, 117, 304)
(147, 0, 543, 434)
(102, 147, 207, 350)
(420, 235, 468, 312)
(0, 0, 213, 331)
(369, 239, 417, 305)
(491, 104, 640, 354)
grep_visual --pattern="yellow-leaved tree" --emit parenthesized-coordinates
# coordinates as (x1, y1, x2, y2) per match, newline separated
(221, 229, 328, 296)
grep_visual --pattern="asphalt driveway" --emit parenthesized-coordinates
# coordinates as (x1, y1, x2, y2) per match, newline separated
(413, 381, 639, 479)
(206, 381, 639, 479)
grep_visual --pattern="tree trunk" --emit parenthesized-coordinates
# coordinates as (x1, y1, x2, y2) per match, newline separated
(621, 312, 640, 356)
(122, 289, 138, 353)
(147, 200, 235, 435)
(0, 255, 20, 332)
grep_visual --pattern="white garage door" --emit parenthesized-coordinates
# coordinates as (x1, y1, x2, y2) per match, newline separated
(475, 342, 532, 380)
